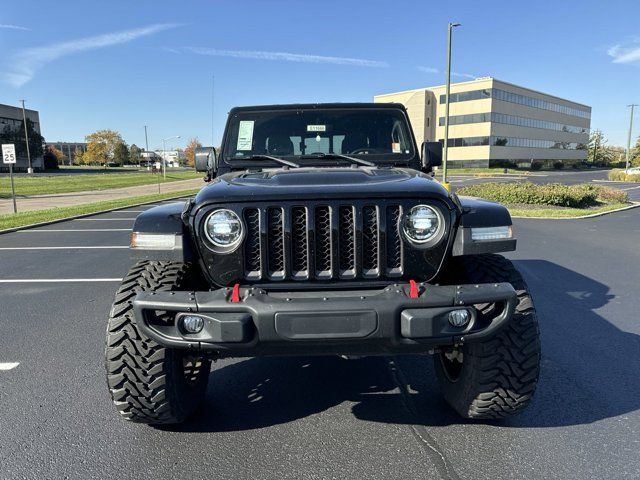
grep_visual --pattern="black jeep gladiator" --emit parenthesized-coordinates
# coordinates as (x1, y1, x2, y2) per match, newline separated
(106, 103, 540, 424)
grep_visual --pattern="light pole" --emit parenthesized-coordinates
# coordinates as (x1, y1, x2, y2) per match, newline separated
(162, 135, 180, 179)
(20, 100, 33, 174)
(442, 22, 461, 191)
(626, 104, 637, 171)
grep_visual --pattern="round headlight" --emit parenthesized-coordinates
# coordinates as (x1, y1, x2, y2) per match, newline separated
(205, 209, 243, 248)
(404, 205, 441, 243)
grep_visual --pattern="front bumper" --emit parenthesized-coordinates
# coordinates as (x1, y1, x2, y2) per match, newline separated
(134, 282, 517, 357)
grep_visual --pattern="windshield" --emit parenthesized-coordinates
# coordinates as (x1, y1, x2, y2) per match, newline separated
(223, 108, 416, 165)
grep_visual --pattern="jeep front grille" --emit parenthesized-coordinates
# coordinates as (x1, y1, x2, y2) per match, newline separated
(242, 203, 404, 281)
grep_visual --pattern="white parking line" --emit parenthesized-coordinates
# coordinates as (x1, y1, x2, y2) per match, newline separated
(19, 229, 132, 232)
(75, 218, 137, 221)
(0, 278, 122, 283)
(0, 362, 20, 370)
(0, 246, 128, 250)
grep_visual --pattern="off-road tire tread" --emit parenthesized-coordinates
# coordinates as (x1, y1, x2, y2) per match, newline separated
(435, 254, 541, 420)
(105, 260, 210, 424)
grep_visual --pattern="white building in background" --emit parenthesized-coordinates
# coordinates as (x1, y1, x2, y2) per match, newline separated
(154, 150, 184, 167)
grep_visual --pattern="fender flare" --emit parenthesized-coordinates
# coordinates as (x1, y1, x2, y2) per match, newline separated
(130, 201, 196, 262)
(452, 196, 516, 256)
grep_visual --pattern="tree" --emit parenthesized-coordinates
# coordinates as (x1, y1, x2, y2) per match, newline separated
(84, 129, 124, 166)
(587, 130, 622, 165)
(129, 144, 142, 165)
(113, 141, 129, 166)
(73, 146, 84, 165)
(0, 118, 45, 163)
(588, 130, 606, 163)
(47, 145, 66, 164)
(184, 138, 202, 167)
(631, 135, 640, 167)
(43, 148, 59, 170)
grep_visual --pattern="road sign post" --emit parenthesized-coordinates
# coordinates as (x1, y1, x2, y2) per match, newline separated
(2, 144, 18, 213)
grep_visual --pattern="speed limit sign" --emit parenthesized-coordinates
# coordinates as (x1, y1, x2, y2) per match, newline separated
(2, 144, 16, 164)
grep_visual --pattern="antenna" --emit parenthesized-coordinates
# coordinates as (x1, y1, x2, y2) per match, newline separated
(211, 75, 216, 147)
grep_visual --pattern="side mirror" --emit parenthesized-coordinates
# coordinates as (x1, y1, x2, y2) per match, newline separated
(421, 141, 442, 172)
(194, 147, 217, 179)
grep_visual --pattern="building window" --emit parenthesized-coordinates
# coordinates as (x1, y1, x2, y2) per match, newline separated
(438, 112, 588, 134)
(427, 117, 430, 127)
(440, 136, 586, 150)
(439, 88, 590, 119)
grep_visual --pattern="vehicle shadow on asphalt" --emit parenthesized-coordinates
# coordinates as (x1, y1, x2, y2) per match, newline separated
(163, 259, 640, 432)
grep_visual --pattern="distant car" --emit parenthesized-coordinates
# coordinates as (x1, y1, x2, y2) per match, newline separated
(625, 167, 640, 175)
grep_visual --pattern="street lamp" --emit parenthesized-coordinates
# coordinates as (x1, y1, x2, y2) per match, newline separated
(442, 22, 461, 191)
(20, 100, 33, 174)
(626, 104, 637, 171)
(162, 135, 181, 179)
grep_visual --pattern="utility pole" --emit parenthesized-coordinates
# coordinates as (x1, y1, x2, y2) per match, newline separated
(626, 104, 637, 171)
(20, 100, 33, 174)
(442, 22, 461, 191)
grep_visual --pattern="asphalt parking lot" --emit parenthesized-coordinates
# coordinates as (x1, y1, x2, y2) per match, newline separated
(1, 197, 639, 479)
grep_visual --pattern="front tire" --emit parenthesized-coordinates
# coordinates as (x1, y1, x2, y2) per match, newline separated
(105, 261, 211, 424)
(434, 254, 541, 420)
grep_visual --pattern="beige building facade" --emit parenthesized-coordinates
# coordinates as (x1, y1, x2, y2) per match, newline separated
(375, 78, 591, 168)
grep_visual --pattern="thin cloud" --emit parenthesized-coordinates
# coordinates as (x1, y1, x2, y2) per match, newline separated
(5, 23, 181, 87)
(452, 72, 476, 79)
(178, 46, 389, 68)
(417, 66, 476, 79)
(607, 41, 640, 64)
(417, 66, 439, 74)
(0, 24, 29, 31)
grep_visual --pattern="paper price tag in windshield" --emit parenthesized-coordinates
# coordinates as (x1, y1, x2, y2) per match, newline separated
(237, 121, 255, 150)
(307, 125, 326, 132)
(2, 144, 16, 164)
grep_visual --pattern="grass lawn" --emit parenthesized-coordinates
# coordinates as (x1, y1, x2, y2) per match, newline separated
(0, 189, 199, 231)
(0, 171, 201, 198)
(507, 202, 633, 218)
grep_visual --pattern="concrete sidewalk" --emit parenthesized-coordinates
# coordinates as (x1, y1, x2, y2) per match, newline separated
(0, 178, 205, 215)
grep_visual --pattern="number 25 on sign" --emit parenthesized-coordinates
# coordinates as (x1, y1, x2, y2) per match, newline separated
(2, 144, 18, 213)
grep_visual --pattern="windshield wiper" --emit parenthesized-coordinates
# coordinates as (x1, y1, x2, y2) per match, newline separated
(300, 152, 375, 167)
(242, 154, 301, 168)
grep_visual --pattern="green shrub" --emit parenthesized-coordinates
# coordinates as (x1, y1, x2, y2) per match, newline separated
(592, 185, 628, 203)
(530, 162, 542, 171)
(456, 182, 628, 208)
(553, 161, 564, 170)
(608, 170, 626, 181)
(608, 169, 640, 182)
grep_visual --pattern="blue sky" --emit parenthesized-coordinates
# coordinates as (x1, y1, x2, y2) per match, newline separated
(1, 0, 639, 149)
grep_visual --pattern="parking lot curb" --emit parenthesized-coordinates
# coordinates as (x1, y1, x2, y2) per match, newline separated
(0, 194, 191, 235)
(510, 202, 640, 220)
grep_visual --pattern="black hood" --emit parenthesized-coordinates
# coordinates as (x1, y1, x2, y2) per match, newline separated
(195, 167, 452, 205)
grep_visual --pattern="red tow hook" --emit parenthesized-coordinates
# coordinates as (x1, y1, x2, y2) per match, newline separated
(230, 283, 241, 303)
(409, 279, 419, 299)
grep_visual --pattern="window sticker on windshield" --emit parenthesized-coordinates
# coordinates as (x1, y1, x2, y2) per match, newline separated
(237, 120, 255, 150)
(392, 142, 402, 153)
(307, 125, 326, 132)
